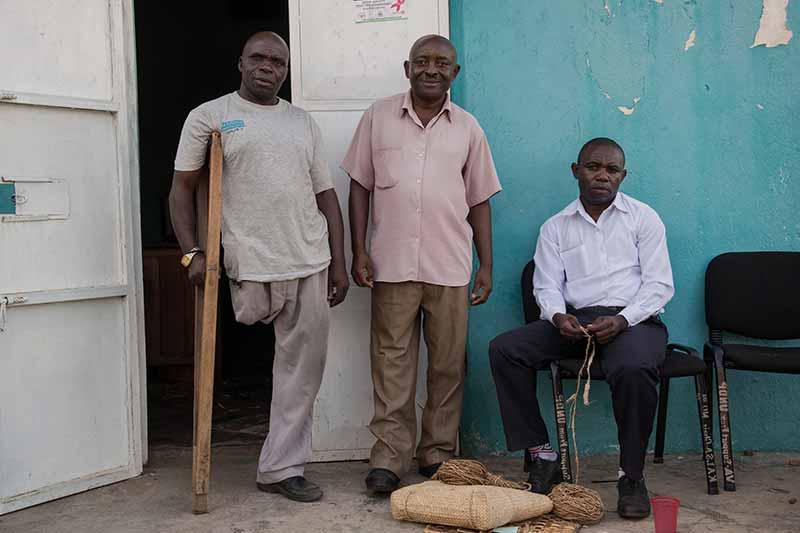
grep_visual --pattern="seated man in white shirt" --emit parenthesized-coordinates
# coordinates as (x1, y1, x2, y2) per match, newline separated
(489, 138, 674, 519)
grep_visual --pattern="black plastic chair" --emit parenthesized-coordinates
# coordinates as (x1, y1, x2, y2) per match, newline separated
(704, 251, 800, 492)
(520, 260, 719, 495)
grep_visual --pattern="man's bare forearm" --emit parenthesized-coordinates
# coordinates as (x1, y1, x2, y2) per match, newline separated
(316, 188, 346, 268)
(169, 169, 203, 253)
(348, 180, 371, 255)
(467, 200, 493, 269)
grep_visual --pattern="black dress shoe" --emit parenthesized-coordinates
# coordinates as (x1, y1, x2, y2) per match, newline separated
(365, 468, 400, 495)
(418, 462, 442, 478)
(257, 476, 322, 503)
(527, 456, 563, 495)
(617, 476, 651, 519)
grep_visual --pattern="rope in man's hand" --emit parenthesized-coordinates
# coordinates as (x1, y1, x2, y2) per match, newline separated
(564, 325, 596, 484)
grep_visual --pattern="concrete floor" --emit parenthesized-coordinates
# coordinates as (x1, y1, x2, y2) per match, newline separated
(2, 447, 799, 533)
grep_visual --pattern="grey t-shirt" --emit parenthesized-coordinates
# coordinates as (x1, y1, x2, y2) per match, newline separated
(175, 92, 333, 282)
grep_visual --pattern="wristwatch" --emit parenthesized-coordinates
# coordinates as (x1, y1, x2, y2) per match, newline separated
(180, 247, 203, 268)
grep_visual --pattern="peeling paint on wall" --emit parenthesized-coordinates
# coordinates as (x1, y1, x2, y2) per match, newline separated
(654, 0, 664, 4)
(752, 0, 793, 48)
(617, 97, 641, 115)
(604, 0, 612, 18)
(684, 29, 697, 51)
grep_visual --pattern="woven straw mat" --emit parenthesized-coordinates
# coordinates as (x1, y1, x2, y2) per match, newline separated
(423, 513, 580, 533)
(391, 480, 553, 531)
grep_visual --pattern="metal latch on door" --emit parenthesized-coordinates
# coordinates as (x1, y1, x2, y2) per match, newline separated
(0, 176, 69, 221)
(0, 295, 27, 332)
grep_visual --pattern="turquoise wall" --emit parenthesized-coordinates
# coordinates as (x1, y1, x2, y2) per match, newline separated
(452, 1, 800, 456)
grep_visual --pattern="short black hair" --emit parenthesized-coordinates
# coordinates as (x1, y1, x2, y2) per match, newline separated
(241, 31, 289, 56)
(408, 34, 457, 61)
(577, 137, 625, 166)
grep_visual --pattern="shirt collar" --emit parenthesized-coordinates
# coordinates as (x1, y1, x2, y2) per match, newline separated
(611, 192, 629, 213)
(401, 90, 454, 124)
(568, 192, 629, 220)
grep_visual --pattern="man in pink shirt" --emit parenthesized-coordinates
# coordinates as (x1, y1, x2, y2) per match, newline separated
(342, 34, 502, 494)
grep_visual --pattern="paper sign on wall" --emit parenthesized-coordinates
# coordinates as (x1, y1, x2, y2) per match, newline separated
(354, 0, 408, 24)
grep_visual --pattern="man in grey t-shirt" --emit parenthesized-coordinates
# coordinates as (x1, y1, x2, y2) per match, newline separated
(169, 31, 349, 503)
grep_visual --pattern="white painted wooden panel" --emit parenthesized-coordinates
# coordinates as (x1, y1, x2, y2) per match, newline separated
(291, 0, 449, 461)
(0, 0, 113, 100)
(292, 0, 449, 111)
(311, 111, 375, 458)
(0, 105, 123, 293)
(0, 0, 143, 515)
(0, 299, 130, 502)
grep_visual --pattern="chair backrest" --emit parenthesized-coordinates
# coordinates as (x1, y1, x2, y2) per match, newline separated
(521, 259, 540, 324)
(705, 252, 800, 340)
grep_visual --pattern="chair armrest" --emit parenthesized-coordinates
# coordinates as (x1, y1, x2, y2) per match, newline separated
(703, 341, 724, 362)
(667, 342, 700, 358)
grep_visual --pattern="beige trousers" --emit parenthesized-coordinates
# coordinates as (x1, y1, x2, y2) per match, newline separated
(229, 268, 329, 484)
(369, 281, 469, 476)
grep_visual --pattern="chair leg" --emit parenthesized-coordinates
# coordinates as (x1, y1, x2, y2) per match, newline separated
(713, 353, 736, 491)
(694, 373, 719, 495)
(704, 364, 714, 445)
(653, 378, 669, 464)
(550, 362, 572, 483)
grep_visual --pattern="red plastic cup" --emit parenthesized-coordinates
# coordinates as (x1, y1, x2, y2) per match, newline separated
(651, 496, 680, 533)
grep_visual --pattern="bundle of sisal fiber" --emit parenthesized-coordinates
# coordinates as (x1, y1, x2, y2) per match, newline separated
(432, 459, 531, 490)
(548, 483, 604, 525)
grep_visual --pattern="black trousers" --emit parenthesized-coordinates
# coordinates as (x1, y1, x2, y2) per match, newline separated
(488, 306, 667, 480)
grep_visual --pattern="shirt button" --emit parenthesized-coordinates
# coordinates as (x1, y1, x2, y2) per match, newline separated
(416, 179, 421, 184)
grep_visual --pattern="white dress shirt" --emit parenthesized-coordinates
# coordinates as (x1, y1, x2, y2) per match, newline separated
(533, 192, 675, 327)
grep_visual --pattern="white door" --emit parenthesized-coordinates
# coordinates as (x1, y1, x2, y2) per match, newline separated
(0, 0, 145, 514)
(288, 0, 450, 461)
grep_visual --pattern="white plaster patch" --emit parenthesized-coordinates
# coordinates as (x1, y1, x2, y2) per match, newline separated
(752, 0, 793, 48)
(654, 0, 664, 3)
(617, 97, 641, 116)
(684, 29, 697, 51)
(757, 103, 765, 109)
(604, 0, 613, 17)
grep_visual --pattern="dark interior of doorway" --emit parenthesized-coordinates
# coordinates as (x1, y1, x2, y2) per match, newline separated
(135, 2, 291, 449)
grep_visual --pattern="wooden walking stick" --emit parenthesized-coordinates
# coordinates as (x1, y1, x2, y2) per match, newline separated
(192, 131, 223, 514)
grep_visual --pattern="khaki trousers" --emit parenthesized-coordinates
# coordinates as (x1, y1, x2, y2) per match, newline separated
(369, 281, 469, 476)
(229, 268, 329, 484)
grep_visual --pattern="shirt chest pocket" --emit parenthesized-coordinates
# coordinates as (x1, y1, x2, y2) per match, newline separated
(561, 244, 592, 282)
(606, 229, 639, 265)
(374, 148, 404, 189)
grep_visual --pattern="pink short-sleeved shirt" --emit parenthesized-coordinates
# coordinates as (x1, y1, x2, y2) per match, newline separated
(341, 91, 502, 287)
